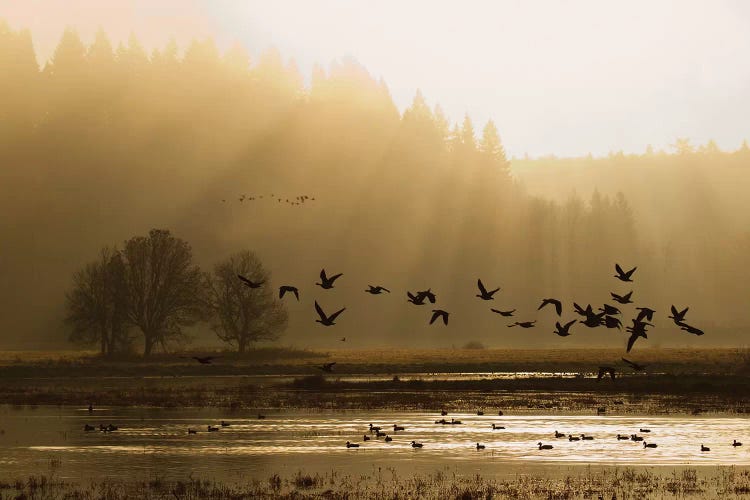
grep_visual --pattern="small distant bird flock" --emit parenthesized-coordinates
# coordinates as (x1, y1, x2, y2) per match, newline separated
(213, 262, 708, 381)
(222, 193, 316, 207)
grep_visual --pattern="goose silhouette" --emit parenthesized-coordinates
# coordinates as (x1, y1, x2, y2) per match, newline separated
(701, 444, 710, 451)
(407, 291, 427, 305)
(411, 441, 423, 448)
(366, 285, 390, 294)
(669, 305, 689, 324)
(316, 269, 343, 289)
(279, 285, 299, 300)
(611, 291, 633, 304)
(346, 441, 359, 448)
(508, 321, 536, 328)
(679, 323, 705, 336)
(417, 289, 437, 304)
(492, 423, 506, 430)
(643, 442, 657, 448)
(616, 434, 629, 440)
(491, 308, 515, 317)
(314, 301, 345, 326)
(476, 279, 500, 300)
(538, 442, 554, 449)
(476, 443, 486, 450)
(614, 264, 637, 282)
(237, 274, 264, 288)
(599, 304, 621, 316)
(554, 430, 565, 438)
(384, 435, 393, 442)
(604, 316, 622, 329)
(430, 309, 449, 325)
(539, 298, 562, 316)
(733, 440, 743, 447)
(393, 424, 405, 432)
(635, 307, 656, 322)
(554, 320, 576, 337)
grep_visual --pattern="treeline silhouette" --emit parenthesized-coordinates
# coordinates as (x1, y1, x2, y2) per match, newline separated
(0, 20, 744, 349)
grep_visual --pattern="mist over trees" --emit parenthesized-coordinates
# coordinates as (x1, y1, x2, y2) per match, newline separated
(2, 20, 749, 349)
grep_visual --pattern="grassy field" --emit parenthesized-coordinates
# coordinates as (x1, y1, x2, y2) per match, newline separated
(2, 467, 750, 499)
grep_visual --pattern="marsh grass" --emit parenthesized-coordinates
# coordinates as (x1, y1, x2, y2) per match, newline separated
(1, 467, 750, 499)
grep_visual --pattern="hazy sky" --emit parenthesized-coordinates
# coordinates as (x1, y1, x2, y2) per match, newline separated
(4, 0, 750, 156)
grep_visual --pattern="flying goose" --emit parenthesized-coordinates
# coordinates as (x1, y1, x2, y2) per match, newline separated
(635, 307, 656, 322)
(626, 330, 647, 353)
(581, 312, 606, 328)
(476, 279, 500, 300)
(491, 308, 515, 317)
(317, 362, 336, 373)
(538, 298, 562, 316)
(237, 274, 264, 288)
(417, 289, 437, 304)
(508, 321, 536, 328)
(279, 285, 299, 300)
(599, 304, 621, 316)
(597, 366, 616, 381)
(429, 309, 449, 325)
(614, 264, 637, 282)
(573, 302, 593, 317)
(366, 285, 390, 294)
(314, 301, 345, 326)
(611, 291, 634, 304)
(669, 305, 689, 324)
(554, 320, 577, 337)
(316, 269, 343, 289)
(622, 358, 647, 371)
(604, 316, 622, 330)
(407, 291, 427, 305)
(680, 323, 705, 336)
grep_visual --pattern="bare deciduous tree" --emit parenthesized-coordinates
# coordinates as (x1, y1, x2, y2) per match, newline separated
(65, 247, 131, 355)
(121, 229, 205, 356)
(206, 250, 287, 353)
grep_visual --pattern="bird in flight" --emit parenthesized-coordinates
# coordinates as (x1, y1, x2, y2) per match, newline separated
(317, 269, 343, 289)
(668, 305, 689, 325)
(597, 366, 616, 381)
(279, 285, 299, 300)
(317, 362, 336, 372)
(237, 275, 264, 289)
(366, 285, 390, 294)
(182, 356, 219, 365)
(679, 323, 705, 336)
(491, 308, 515, 317)
(621, 357, 647, 371)
(314, 301, 346, 326)
(538, 298, 562, 316)
(635, 307, 656, 322)
(417, 289, 437, 304)
(599, 304, 621, 316)
(573, 303, 594, 318)
(554, 320, 576, 337)
(626, 319, 652, 352)
(580, 311, 606, 328)
(407, 291, 427, 305)
(614, 264, 637, 282)
(604, 316, 622, 330)
(476, 279, 500, 300)
(429, 309, 449, 325)
(611, 291, 634, 304)
(508, 321, 536, 328)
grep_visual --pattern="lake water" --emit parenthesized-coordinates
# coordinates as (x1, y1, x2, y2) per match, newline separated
(0, 406, 748, 483)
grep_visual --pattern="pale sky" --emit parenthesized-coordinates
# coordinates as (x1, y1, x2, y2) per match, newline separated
(4, 0, 750, 156)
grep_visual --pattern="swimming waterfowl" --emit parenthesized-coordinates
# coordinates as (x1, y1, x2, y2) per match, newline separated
(450, 418, 462, 425)
(476, 279, 500, 300)
(369, 424, 381, 432)
(314, 301, 346, 326)
(83, 424, 96, 432)
(411, 441, 423, 448)
(188, 428, 197, 434)
(639, 429, 651, 433)
(441, 410, 448, 416)
(476, 443, 486, 450)
(733, 440, 743, 447)
(538, 442, 554, 449)
(538, 298, 563, 316)
(643, 442, 657, 448)
(614, 264, 637, 282)
(568, 435, 580, 441)
(317, 269, 343, 289)
(580, 434, 594, 440)
(257, 414, 266, 420)
(701, 444, 710, 451)
(363, 434, 371, 441)
(631, 434, 643, 442)
(555, 430, 565, 438)
(497, 410, 504, 416)
(384, 435, 393, 442)
(220, 421, 230, 427)
(346, 441, 359, 448)
(616, 434, 629, 440)
(207, 425, 219, 432)
(375, 430, 386, 437)
(393, 424, 405, 432)
(492, 424, 506, 430)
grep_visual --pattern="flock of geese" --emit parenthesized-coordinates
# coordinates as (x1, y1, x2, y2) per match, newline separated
(235, 263, 707, 378)
(221, 193, 316, 207)
(341, 410, 743, 453)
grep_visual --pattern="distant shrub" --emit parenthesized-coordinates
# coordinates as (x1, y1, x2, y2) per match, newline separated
(462, 341, 486, 350)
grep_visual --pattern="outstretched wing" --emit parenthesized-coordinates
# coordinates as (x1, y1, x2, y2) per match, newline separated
(477, 279, 488, 295)
(554, 300, 562, 316)
(382, 287, 391, 293)
(319, 269, 328, 282)
(670, 305, 678, 317)
(564, 319, 577, 330)
(293, 289, 299, 301)
(626, 333, 638, 353)
(328, 307, 346, 322)
(328, 273, 343, 284)
(314, 301, 327, 321)
(621, 357, 635, 368)
(624, 266, 637, 278)
(429, 311, 439, 324)
(615, 263, 625, 276)
(538, 299, 548, 311)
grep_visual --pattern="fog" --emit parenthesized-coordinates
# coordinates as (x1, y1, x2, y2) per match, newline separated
(1, 17, 748, 351)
